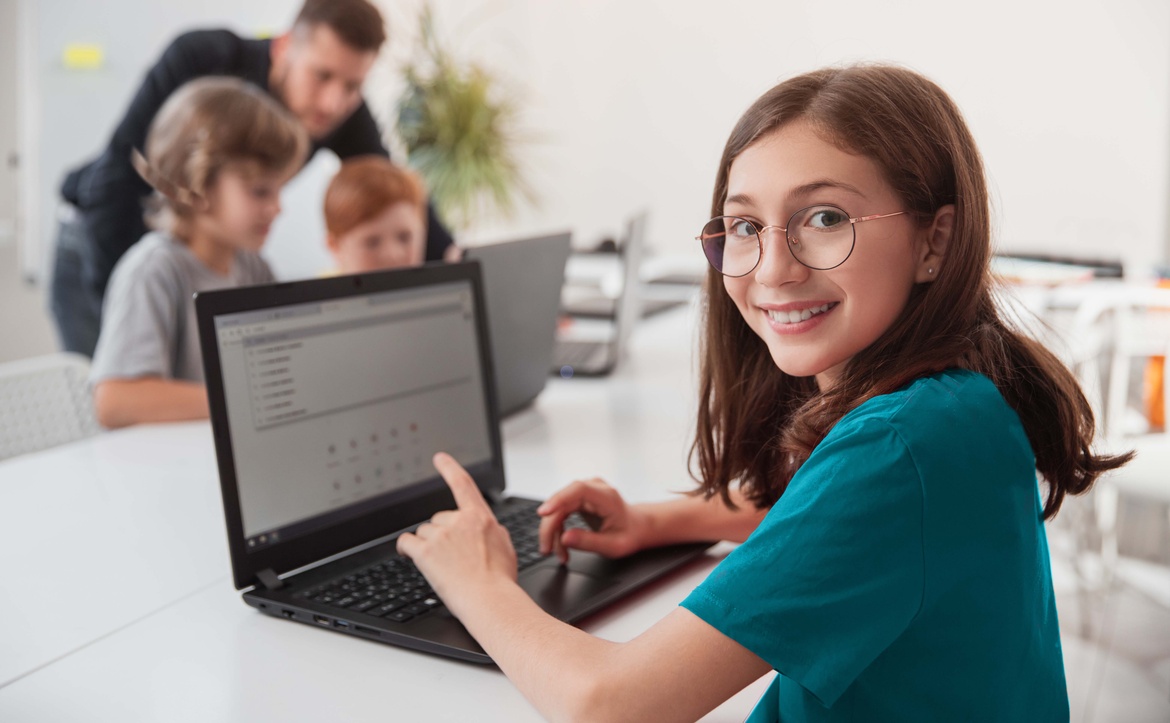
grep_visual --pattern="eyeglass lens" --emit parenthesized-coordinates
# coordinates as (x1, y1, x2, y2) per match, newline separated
(699, 205, 857, 275)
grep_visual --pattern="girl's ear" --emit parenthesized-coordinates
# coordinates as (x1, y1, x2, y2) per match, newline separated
(916, 204, 954, 283)
(326, 233, 341, 254)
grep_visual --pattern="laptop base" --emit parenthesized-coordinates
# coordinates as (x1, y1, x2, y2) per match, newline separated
(244, 498, 712, 665)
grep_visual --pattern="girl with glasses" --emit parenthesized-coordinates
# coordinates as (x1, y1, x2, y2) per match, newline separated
(397, 64, 1128, 721)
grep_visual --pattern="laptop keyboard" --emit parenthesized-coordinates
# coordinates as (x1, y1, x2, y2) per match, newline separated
(555, 340, 600, 367)
(297, 499, 567, 623)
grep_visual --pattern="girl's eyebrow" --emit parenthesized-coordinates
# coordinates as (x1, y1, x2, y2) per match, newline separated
(791, 179, 868, 199)
(723, 180, 868, 209)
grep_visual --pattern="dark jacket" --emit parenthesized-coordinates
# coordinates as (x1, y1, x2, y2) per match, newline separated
(61, 28, 454, 297)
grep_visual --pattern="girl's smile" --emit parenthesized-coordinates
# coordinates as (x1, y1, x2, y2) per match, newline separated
(759, 300, 839, 334)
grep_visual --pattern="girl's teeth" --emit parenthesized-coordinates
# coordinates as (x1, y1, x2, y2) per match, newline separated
(769, 304, 831, 324)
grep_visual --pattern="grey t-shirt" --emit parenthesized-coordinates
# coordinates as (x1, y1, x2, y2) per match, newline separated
(90, 231, 276, 386)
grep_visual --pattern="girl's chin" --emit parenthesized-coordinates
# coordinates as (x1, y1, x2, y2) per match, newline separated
(766, 348, 839, 382)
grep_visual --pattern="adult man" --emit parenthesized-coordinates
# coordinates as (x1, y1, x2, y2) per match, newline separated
(52, 0, 456, 356)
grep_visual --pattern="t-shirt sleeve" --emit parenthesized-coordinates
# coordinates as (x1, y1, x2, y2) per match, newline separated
(681, 416, 926, 708)
(89, 252, 183, 386)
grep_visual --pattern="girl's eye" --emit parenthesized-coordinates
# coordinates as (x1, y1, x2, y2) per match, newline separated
(726, 218, 758, 238)
(804, 207, 849, 230)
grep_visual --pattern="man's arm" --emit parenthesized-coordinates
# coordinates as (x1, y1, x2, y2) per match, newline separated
(323, 102, 456, 261)
(74, 30, 245, 297)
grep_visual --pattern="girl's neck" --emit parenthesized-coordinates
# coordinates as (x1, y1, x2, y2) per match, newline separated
(178, 224, 236, 277)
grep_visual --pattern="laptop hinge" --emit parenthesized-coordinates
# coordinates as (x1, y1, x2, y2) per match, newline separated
(255, 568, 285, 591)
(485, 488, 506, 507)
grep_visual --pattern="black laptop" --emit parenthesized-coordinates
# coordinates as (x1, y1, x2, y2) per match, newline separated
(194, 261, 711, 664)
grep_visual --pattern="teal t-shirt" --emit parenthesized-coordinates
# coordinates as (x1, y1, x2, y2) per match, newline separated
(681, 369, 1068, 722)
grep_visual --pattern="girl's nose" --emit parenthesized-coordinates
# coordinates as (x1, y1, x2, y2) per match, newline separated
(752, 227, 808, 287)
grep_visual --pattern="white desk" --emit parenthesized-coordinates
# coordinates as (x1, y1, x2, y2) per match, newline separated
(0, 302, 772, 721)
(0, 422, 228, 687)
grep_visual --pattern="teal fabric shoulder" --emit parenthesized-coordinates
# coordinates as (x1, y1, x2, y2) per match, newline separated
(682, 369, 1068, 722)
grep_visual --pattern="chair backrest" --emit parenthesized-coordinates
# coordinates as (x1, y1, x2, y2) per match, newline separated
(0, 352, 101, 461)
(1061, 292, 1122, 432)
(1090, 287, 1170, 442)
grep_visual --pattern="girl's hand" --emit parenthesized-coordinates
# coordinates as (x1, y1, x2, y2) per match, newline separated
(396, 453, 517, 610)
(537, 478, 646, 563)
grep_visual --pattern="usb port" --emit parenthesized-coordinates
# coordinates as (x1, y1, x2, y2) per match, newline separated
(313, 615, 330, 626)
(334, 620, 351, 630)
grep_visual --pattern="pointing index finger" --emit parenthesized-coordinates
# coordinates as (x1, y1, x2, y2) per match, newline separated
(432, 452, 488, 511)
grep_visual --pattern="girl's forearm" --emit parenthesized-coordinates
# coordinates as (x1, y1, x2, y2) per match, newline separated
(452, 578, 770, 723)
(635, 487, 768, 549)
(453, 579, 619, 722)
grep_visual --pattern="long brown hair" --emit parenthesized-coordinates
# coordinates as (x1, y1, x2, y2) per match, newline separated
(692, 64, 1129, 520)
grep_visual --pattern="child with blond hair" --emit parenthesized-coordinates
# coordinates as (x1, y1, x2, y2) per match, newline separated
(91, 76, 308, 428)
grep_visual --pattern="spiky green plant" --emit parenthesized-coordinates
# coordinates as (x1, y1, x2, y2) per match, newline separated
(396, 6, 533, 231)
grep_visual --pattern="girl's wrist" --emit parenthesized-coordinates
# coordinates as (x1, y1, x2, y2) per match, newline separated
(446, 573, 525, 624)
(629, 501, 675, 551)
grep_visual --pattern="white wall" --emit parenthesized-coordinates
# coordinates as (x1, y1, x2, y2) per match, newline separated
(16, 0, 1170, 287)
(370, 0, 1170, 272)
(0, 0, 56, 363)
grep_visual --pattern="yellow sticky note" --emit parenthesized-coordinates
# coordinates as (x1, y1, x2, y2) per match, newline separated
(62, 44, 104, 70)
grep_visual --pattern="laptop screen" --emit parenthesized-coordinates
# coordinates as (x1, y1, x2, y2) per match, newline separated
(209, 279, 494, 552)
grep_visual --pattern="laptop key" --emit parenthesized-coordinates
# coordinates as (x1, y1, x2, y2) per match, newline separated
(350, 599, 378, 613)
(387, 610, 413, 623)
(368, 598, 409, 617)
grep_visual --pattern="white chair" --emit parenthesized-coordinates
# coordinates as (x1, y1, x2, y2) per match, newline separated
(1047, 286, 1170, 639)
(0, 352, 102, 461)
(1043, 292, 1116, 637)
(1094, 288, 1170, 607)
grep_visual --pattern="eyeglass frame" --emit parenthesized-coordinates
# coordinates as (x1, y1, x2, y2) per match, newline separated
(696, 205, 907, 275)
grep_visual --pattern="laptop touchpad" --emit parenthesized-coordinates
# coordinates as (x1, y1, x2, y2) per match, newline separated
(519, 565, 615, 618)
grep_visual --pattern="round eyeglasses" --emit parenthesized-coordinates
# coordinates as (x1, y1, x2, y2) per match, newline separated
(696, 205, 906, 276)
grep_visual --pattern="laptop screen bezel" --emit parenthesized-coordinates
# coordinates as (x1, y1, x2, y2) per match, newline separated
(195, 261, 506, 590)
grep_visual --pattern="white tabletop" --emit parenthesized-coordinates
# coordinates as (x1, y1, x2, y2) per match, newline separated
(0, 301, 772, 721)
(0, 422, 228, 687)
